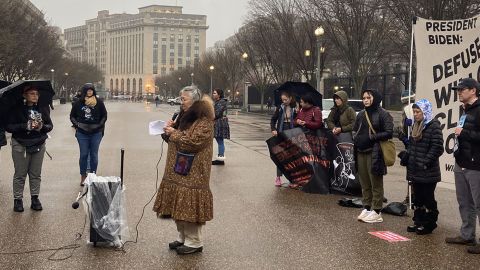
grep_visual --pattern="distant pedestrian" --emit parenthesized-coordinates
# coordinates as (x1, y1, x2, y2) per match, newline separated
(155, 96, 160, 107)
(326, 90, 356, 138)
(295, 93, 323, 132)
(399, 99, 443, 235)
(353, 89, 393, 223)
(70, 83, 108, 186)
(445, 78, 480, 254)
(266, 97, 273, 111)
(212, 89, 230, 165)
(270, 91, 297, 187)
(153, 86, 214, 255)
(6, 86, 53, 212)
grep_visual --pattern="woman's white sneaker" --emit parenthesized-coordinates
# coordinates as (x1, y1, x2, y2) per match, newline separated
(357, 209, 371, 221)
(362, 211, 383, 223)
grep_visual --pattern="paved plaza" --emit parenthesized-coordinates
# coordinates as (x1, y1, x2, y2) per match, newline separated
(0, 102, 479, 269)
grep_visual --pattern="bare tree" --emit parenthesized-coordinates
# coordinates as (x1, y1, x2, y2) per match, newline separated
(383, 0, 480, 62)
(0, 0, 63, 82)
(299, 0, 394, 95)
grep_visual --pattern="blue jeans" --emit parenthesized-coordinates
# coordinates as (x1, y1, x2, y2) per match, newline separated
(215, 137, 225, 156)
(76, 131, 103, 176)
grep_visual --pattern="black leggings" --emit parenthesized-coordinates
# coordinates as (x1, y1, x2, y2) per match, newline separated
(412, 182, 437, 210)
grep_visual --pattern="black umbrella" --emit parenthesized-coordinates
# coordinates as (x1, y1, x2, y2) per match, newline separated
(0, 80, 54, 115)
(0, 80, 11, 89)
(273, 81, 323, 109)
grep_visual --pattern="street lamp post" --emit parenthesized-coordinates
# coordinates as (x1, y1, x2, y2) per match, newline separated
(241, 53, 249, 110)
(64, 73, 69, 100)
(209, 65, 215, 95)
(50, 69, 55, 91)
(314, 26, 325, 95)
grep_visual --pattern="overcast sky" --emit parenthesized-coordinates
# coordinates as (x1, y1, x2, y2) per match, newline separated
(30, 0, 250, 47)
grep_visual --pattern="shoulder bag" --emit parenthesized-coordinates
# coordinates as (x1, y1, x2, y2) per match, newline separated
(365, 111, 396, 166)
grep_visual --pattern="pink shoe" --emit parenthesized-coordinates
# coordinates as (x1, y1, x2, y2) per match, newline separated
(274, 177, 282, 187)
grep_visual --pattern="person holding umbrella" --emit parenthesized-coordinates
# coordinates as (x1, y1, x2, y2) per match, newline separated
(5, 85, 53, 212)
(70, 83, 108, 186)
(270, 91, 298, 187)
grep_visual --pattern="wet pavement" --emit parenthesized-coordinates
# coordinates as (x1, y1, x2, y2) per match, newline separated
(0, 102, 479, 269)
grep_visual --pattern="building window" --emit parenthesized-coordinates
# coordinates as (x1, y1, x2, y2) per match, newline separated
(178, 44, 183, 57)
(133, 79, 136, 91)
(178, 58, 183, 65)
(161, 45, 167, 64)
(121, 79, 124, 92)
(115, 79, 119, 90)
(127, 78, 130, 93)
(139, 79, 143, 93)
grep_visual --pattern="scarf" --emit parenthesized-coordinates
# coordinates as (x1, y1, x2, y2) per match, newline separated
(85, 96, 97, 107)
(411, 120, 424, 141)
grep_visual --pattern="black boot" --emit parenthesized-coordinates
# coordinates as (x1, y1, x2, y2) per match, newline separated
(14, 199, 24, 212)
(417, 209, 438, 235)
(31, 195, 43, 211)
(408, 207, 425, 233)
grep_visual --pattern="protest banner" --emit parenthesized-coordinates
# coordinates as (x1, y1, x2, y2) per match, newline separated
(414, 15, 480, 184)
(266, 127, 334, 194)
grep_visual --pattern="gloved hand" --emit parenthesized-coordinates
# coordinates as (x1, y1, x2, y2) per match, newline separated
(405, 118, 413, 127)
(398, 150, 409, 166)
(369, 133, 377, 141)
(400, 136, 409, 148)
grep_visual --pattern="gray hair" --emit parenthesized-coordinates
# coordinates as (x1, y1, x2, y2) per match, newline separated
(179, 85, 202, 102)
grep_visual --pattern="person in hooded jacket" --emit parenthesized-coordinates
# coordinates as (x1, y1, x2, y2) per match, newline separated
(270, 91, 298, 187)
(70, 83, 107, 186)
(399, 99, 443, 235)
(6, 86, 53, 212)
(212, 89, 230, 165)
(326, 90, 356, 138)
(353, 89, 393, 223)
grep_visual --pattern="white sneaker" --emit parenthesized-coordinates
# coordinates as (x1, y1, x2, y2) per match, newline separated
(216, 155, 225, 161)
(361, 211, 383, 223)
(357, 209, 371, 221)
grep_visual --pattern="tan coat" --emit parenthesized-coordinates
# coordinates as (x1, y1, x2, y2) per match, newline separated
(153, 97, 215, 223)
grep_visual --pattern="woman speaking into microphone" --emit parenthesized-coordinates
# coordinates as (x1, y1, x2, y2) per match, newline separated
(153, 85, 215, 255)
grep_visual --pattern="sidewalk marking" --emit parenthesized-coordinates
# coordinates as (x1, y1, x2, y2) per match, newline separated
(368, 231, 410, 242)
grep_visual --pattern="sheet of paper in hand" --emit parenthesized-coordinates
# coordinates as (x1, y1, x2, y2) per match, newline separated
(149, 120, 165, 135)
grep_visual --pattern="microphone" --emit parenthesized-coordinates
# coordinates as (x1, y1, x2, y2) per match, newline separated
(172, 109, 180, 121)
(72, 201, 80, 209)
(72, 191, 86, 209)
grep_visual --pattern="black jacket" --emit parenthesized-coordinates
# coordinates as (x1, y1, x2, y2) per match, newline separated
(0, 127, 6, 148)
(70, 85, 107, 135)
(5, 104, 53, 147)
(353, 90, 394, 176)
(406, 120, 444, 183)
(0, 115, 6, 148)
(454, 99, 480, 170)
